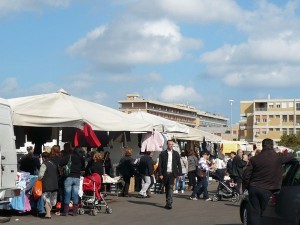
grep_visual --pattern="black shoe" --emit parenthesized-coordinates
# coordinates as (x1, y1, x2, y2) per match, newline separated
(136, 194, 145, 198)
(164, 204, 172, 210)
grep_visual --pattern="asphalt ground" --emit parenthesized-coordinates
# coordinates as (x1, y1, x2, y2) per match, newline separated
(3, 181, 242, 225)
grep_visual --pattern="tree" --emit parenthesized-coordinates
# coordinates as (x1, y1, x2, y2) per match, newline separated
(278, 134, 299, 148)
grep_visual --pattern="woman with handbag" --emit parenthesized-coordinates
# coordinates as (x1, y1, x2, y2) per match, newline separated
(189, 150, 212, 201)
(59, 147, 85, 216)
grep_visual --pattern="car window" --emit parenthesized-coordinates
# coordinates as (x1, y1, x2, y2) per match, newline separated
(291, 166, 300, 186)
(282, 163, 294, 185)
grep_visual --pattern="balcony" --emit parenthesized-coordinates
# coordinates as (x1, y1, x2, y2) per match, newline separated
(255, 107, 267, 111)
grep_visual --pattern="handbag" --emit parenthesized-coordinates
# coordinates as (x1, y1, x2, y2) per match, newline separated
(32, 179, 43, 200)
(63, 155, 72, 176)
(196, 168, 207, 178)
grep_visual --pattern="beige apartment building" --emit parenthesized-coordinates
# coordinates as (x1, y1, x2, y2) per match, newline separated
(240, 98, 300, 143)
(118, 94, 228, 128)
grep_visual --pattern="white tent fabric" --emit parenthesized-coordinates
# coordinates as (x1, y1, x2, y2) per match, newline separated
(170, 127, 222, 142)
(8, 89, 153, 132)
(128, 111, 189, 133)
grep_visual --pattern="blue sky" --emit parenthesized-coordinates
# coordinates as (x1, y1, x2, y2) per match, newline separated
(1, 0, 300, 124)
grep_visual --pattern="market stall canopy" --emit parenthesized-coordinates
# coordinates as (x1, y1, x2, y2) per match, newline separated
(8, 89, 153, 132)
(170, 127, 222, 142)
(128, 111, 189, 133)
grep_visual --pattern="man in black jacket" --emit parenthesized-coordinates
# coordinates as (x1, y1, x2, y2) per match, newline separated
(231, 149, 247, 194)
(243, 138, 294, 225)
(158, 140, 182, 210)
(137, 151, 154, 198)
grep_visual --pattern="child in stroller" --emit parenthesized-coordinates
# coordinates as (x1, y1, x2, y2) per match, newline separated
(78, 173, 112, 216)
(211, 173, 240, 202)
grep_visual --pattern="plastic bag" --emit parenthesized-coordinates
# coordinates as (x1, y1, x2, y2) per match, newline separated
(32, 179, 42, 200)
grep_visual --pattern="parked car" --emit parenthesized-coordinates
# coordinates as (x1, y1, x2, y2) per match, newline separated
(240, 157, 300, 225)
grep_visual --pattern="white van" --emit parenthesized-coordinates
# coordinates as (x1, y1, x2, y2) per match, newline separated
(0, 98, 20, 205)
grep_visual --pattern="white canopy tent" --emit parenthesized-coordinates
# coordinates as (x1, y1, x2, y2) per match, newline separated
(170, 127, 222, 142)
(127, 111, 189, 133)
(8, 89, 153, 132)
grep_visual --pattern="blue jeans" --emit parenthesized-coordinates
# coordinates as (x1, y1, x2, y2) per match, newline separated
(191, 176, 209, 199)
(175, 174, 186, 191)
(64, 177, 80, 205)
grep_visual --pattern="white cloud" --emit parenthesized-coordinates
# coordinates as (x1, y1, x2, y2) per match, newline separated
(200, 31, 300, 88)
(239, 1, 300, 36)
(92, 91, 109, 103)
(67, 73, 100, 90)
(0, 0, 70, 17)
(0, 77, 18, 95)
(104, 73, 163, 83)
(200, 0, 300, 90)
(160, 85, 202, 104)
(130, 0, 245, 24)
(67, 18, 201, 71)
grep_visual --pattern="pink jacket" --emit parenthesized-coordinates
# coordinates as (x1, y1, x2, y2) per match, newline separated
(141, 131, 164, 152)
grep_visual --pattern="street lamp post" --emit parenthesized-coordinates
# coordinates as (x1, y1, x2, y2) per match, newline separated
(229, 100, 234, 140)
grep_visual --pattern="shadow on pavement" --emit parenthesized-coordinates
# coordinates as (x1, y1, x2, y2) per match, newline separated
(127, 200, 164, 209)
(215, 224, 241, 225)
(224, 203, 240, 208)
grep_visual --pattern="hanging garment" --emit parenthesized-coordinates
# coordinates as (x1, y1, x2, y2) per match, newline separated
(74, 123, 101, 147)
(141, 131, 164, 152)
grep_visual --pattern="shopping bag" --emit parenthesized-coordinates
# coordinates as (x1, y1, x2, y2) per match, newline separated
(32, 179, 43, 200)
(196, 168, 207, 178)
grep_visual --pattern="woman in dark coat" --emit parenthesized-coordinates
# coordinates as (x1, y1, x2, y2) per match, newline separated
(59, 147, 85, 216)
(117, 148, 135, 197)
(85, 152, 104, 176)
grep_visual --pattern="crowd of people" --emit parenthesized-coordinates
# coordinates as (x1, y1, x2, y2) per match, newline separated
(18, 143, 112, 218)
(18, 137, 295, 223)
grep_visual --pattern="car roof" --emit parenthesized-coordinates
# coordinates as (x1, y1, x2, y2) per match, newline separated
(289, 157, 300, 163)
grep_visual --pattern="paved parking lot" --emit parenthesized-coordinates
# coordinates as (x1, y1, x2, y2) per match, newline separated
(4, 181, 242, 225)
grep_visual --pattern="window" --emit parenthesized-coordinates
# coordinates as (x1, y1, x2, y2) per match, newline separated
(291, 167, 300, 186)
(282, 102, 287, 108)
(282, 163, 294, 185)
(275, 128, 280, 131)
(296, 102, 300, 111)
(282, 115, 287, 122)
(289, 115, 294, 122)
(276, 103, 281, 108)
(282, 128, 287, 135)
(269, 115, 274, 118)
(269, 128, 274, 131)
(288, 102, 293, 108)
(268, 103, 274, 108)
(289, 128, 294, 135)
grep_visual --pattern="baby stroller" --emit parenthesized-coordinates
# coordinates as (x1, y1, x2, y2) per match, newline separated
(78, 173, 112, 216)
(211, 173, 240, 203)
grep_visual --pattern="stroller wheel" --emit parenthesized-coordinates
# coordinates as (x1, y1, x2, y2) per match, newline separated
(106, 207, 113, 214)
(78, 208, 85, 215)
(212, 195, 219, 202)
(90, 209, 98, 216)
(231, 193, 240, 203)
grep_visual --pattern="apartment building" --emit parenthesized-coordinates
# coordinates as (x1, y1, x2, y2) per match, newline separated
(118, 94, 228, 128)
(240, 98, 300, 142)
